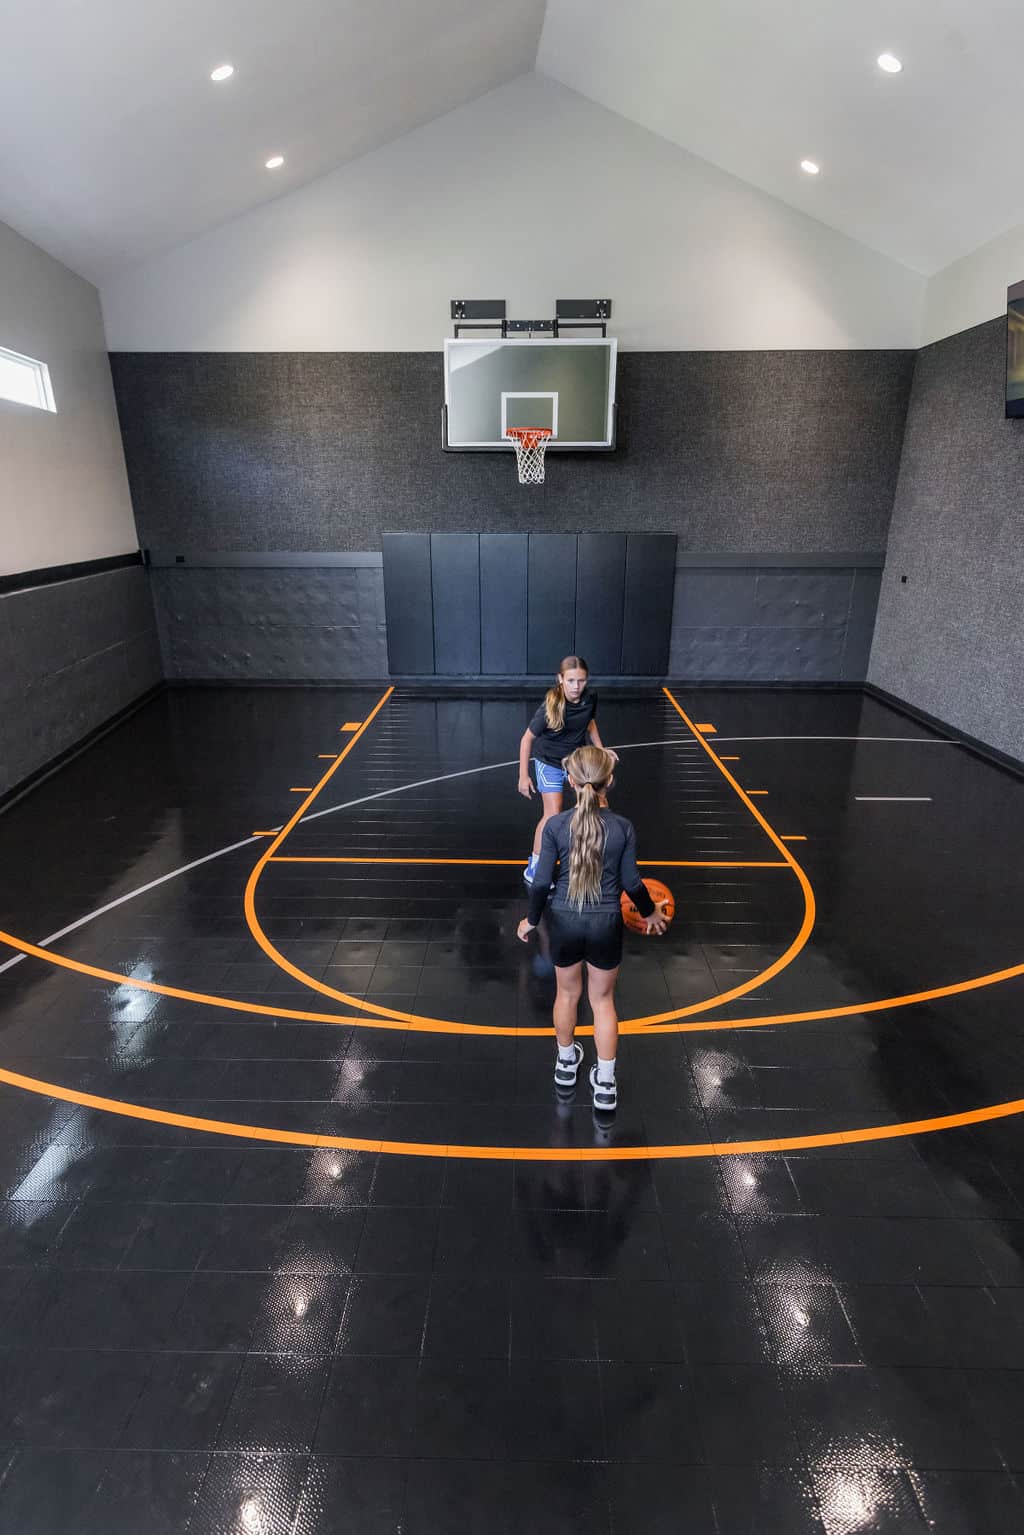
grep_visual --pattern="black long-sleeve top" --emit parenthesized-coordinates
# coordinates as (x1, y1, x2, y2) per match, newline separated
(527, 808, 657, 927)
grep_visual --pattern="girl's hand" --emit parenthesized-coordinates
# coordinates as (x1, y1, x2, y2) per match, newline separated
(644, 902, 670, 936)
(518, 775, 535, 799)
(517, 918, 535, 943)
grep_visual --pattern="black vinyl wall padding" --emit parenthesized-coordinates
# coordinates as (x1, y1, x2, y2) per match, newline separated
(480, 534, 528, 675)
(527, 534, 579, 676)
(575, 534, 627, 674)
(621, 534, 677, 674)
(430, 534, 481, 675)
(382, 533, 434, 674)
(0, 550, 142, 596)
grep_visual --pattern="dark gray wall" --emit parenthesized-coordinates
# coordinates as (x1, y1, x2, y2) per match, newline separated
(110, 350, 913, 551)
(109, 348, 915, 683)
(0, 565, 162, 798)
(869, 318, 1024, 762)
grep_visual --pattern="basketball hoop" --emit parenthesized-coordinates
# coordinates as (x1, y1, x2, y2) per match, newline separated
(504, 427, 552, 485)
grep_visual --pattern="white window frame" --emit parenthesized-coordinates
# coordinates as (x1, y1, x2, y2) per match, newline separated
(0, 345, 57, 412)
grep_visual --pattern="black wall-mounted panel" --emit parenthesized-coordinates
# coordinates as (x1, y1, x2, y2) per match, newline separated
(480, 534, 528, 675)
(575, 534, 627, 673)
(431, 534, 480, 674)
(382, 533, 434, 674)
(621, 534, 677, 674)
(528, 534, 578, 675)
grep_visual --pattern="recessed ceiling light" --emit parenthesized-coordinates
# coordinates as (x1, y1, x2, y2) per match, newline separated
(265, 155, 285, 170)
(800, 159, 820, 176)
(210, 63, 234, 82)
(877, 52, 903, 73)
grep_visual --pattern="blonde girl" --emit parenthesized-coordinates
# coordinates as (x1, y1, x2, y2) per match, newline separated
(516, 746, 667, 1111)
(517, 656, 613, 885)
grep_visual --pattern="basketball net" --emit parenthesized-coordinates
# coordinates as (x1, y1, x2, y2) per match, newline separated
(504, 427, 552, 485)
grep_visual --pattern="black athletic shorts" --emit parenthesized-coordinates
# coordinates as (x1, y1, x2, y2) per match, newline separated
(546, 908, 623, 971)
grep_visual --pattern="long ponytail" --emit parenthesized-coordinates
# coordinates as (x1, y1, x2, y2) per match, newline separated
(544, 655, 588, 732)
(564, 745, 614, 909)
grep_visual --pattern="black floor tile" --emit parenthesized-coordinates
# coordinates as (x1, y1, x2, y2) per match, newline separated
(217, 1353, 329, 1452)
(338, 1274, 430, 1357)
(294, 1455, 406, 1535)
(412, 1356, 509, 1459)
(607, 1462, 714, 1535)
(711, 1463, 825, 1534)
(120, 1352, 245, 1450)
(692, 1363, 801, 1465)
(600, 1360, 701, 1464)
(422, 1274, 510, 1359)
(81, 1450, 210, 1535)
(187, 1452, 307, 1535)
(507, 1359, 605, 1461)
(910, 1470, 1024, 1535)
(315, 1356, 419, 1456)
(0, 1447, 109, 1532)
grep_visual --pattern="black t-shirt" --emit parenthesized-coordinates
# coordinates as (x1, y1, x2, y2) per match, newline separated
(527, 807, 656, 925)
(528, 692, 598, 765)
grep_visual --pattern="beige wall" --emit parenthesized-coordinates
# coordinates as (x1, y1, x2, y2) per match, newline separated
(0, 219, 137, 577)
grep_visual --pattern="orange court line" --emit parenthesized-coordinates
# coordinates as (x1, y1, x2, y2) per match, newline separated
(1, 1060, 1023, 1160)
(341, 723, 362, 732)
(2, 919, 1023, 1040)
(782, 835, 807, 842)
(317, 754, 340, 760)
(252, 831, 277, 837)
(746, 790, 769, 796)
(242, 689, 818, 1030)
(289, 787, 313, 793)
(695, 723, 717, 734)
(267, 856, 789, 869)
(720, 755, 740, 761)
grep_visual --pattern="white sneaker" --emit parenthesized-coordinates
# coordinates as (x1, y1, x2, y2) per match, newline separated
(554, 1041, 584, 1090)
(589, 1064, 617, 1113)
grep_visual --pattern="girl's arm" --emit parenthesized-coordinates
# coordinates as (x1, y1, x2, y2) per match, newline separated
(518, 729, 536, 798)
(587, 719, 617, 761)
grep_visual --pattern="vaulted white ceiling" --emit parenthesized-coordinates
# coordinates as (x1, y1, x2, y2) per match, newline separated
(0, 0, 1019, 285)
(539, 0, 1023, 276)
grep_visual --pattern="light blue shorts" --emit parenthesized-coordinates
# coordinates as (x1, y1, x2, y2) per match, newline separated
(533, 758, 567, 794)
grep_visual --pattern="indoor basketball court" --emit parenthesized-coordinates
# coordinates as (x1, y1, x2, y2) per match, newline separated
(2, 3, 1024, 1532)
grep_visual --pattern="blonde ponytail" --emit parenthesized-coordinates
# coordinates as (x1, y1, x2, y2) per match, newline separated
(564, 745, 614, 910)
(544, 655, 588, 732)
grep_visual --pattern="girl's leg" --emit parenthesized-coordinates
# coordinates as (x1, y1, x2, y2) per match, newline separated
(552, 962, 584, 1048)
(586, 963, 620, 1072)
(532, 790, 563, 855)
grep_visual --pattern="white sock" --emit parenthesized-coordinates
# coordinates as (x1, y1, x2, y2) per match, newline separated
(526, 852, 539, 868)
(596, 1055, 616, 1084)
(558, 1042, 578, 1063)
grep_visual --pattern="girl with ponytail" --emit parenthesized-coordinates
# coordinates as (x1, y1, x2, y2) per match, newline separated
(516, 746, 668, 1112)
(517, 656, 614, 886)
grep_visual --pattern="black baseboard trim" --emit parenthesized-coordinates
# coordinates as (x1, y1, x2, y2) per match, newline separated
(0, 550, 143, 597)
(0, 683, 166, 815)
(864, 683, 1024, 779)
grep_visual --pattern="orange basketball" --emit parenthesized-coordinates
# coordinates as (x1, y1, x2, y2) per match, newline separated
(620, 879, 675, 934)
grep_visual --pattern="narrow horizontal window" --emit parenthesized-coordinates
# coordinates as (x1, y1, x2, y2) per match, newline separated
(0, 345, 56, 412)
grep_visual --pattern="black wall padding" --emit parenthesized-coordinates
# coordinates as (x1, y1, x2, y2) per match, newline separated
(382, 533, 434, 674)
(575, 533, 627, 673)
(431, 534, 480, 674)
(527, 534, 578, 675)
(622, 534, 676, 674)
(480, 534, 528, 675)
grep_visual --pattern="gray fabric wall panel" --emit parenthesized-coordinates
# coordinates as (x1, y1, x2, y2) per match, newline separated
(669, 565, 878, 681)
(381, 534, 433, 676)
(869, 319, 1024, 761)
(0, 565, 162, 799)
(480, 534, 528, 675)
(528, 534, 578, 675)
(152, 565, 387, 682)
(430, 534, 480, 675)
(621, 534, 676, 674)
(110, 350, 914, 553)
(575, 534, 627, 673)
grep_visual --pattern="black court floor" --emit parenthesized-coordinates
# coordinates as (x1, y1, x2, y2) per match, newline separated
(1, 685, 1024, 1533)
